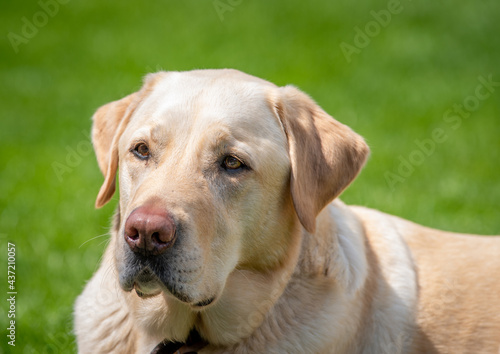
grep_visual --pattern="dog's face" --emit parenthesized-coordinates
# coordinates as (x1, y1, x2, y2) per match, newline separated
(115, 71, 292, 307)
(91, 69, 368, 309)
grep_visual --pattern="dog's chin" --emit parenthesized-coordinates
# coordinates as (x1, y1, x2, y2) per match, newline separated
(134, 284, 218, 309)
(119, 267, 162, 298)
(119, 267, 218, 309)
(133, 281, 162, 299)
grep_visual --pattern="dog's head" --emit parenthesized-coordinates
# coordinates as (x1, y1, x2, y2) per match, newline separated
(91, 69, 369, 309)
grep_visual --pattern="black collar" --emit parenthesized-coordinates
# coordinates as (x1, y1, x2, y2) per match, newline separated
(151, 329, 208, 354)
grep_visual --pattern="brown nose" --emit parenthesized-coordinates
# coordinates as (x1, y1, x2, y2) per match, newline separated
(124, 206, 176, 256)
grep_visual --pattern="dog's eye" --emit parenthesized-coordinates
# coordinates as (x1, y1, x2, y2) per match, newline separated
(222, 156, 243, 170)
(132, 143, 150, 160)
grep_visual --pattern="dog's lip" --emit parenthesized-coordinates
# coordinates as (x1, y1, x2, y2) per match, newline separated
(134, 282, 162, 299)
(191, 296, 217, 309)
(133, 268, 163, 297)
(121, 266, 218, 307)
(120, 267, 161, 293)
(133, 280, 216, 307)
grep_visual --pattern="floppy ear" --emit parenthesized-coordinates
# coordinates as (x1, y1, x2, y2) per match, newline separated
(91, 73, 163, 208)
(91, 93, 140, 208)
(274, 86, 370, 233)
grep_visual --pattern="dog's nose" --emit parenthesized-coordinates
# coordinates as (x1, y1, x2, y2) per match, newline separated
(124, 206, 176, 256)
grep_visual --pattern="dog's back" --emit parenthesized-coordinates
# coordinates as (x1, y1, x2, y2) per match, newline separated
(353, 206, 500, 353)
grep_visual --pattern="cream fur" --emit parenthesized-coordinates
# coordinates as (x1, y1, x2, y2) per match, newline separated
(75, 69, 500, 353)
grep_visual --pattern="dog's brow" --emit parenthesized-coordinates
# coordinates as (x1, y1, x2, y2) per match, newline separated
(207, 131, 253, 165)
(127, 126, 152, 143)
(150, 124, 169, 145)
(212, 131, 230, 147)
(210, 133, 234, 157)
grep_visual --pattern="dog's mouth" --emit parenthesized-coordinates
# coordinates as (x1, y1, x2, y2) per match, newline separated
(192, 296, 216, 308)
(134, 284, 161, 299)
(132, 268, 163, 299)
(120, 265, 217, 308)
(120, 267, 162, 298)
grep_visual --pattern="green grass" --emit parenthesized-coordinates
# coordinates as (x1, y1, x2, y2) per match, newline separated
(1, 0, 499, 352)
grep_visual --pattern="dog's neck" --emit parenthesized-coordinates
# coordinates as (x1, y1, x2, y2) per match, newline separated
(297, 199, 369, 294)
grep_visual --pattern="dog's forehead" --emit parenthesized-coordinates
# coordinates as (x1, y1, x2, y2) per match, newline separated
(129, 70, 283, 141)
(121, 70, 289, 174)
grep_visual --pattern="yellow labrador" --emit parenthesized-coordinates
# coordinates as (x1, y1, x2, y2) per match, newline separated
(74, 69, 500, 353)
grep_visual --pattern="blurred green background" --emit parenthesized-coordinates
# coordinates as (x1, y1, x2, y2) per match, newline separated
(1, 0, 499, 352)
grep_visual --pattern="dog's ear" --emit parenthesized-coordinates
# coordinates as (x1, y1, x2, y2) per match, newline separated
(273, 86, 369, 233)
(91, 92, 140, 208)
(91, 73, 163, 208)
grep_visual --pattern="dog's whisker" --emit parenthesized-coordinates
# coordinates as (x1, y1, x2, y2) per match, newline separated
(97, 238, 111, 248)
(79, 233, 109, 248)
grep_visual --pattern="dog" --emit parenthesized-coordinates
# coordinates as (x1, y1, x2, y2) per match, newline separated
(74, 69, 500, 353)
